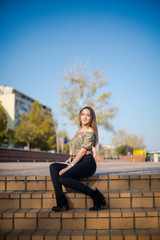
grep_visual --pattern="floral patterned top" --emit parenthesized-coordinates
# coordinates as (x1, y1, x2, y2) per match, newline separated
(69, 131, 95, 156)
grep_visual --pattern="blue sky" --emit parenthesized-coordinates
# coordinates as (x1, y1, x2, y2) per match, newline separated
(0, 0, 160, 151)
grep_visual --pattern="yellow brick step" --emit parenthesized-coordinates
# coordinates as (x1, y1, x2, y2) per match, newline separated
(0, 229, 160, 240)
(0, 190, 160, 209)
(0, 175, 160, 191)
(0, 208, 160, 231)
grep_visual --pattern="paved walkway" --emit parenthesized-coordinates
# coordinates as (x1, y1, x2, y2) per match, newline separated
(0, 160, 160, 176)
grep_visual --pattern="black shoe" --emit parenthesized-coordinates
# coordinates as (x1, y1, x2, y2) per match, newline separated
(89, 188, 107, 211)
(52, 194, 69, 212)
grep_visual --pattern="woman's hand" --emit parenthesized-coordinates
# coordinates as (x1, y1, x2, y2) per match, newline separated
(66, 157, 72, 164)
(59, 165, 71, 176)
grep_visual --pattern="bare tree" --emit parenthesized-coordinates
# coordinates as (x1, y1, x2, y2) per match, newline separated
(60, 60, 117, 129)
(112, 129, 145, 149)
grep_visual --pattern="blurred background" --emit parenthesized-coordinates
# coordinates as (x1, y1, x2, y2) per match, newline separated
(0, 0, 160, 159)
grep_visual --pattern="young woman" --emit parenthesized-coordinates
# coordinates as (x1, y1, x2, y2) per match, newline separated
(50, 106, 107, 211)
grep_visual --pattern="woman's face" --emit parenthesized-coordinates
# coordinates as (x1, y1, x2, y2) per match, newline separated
(80, 108, 92, 127)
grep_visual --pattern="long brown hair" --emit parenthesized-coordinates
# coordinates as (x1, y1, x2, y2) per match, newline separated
(79, 106, 98, 146)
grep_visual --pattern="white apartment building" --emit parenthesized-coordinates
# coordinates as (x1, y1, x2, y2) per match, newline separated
(0, 85, 51, 129)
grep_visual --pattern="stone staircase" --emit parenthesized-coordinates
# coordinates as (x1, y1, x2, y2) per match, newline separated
(0, 174, 160, 239)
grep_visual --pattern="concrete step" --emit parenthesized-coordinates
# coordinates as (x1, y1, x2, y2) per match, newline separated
(0, 175, 160, 192)
(0, 175, 160, 238)
(0, 189, 160, 209)
(0, 229, 160, 240)
(0, 208, 160, 231)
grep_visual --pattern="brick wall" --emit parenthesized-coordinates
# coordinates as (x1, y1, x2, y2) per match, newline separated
(121, 155, 145, 162)
(0, 148, 69, 162)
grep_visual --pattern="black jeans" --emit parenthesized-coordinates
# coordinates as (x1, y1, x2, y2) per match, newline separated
(50, 154, 97, 203)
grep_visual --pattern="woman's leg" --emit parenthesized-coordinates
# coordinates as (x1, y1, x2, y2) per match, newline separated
(50, 163, 67, 203)
(59, 155, 96, 195)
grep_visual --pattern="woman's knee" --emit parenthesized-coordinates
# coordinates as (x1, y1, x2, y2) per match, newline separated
(50, 163, 58, 171)
(58, 176, 65, 184)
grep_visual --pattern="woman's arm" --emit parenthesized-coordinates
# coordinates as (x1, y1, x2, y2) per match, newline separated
(59, 148, 87, 176)
(71, 148, 87, 165)
(66, 156, 72, 164)
(92, 146, 96, 157)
